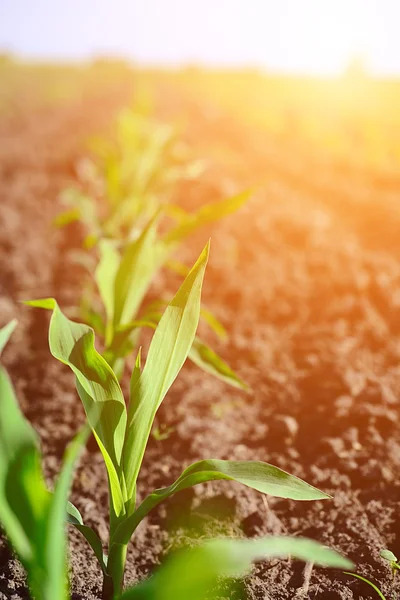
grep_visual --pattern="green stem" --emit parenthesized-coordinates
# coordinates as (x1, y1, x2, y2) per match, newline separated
(103, 542, 128, 600)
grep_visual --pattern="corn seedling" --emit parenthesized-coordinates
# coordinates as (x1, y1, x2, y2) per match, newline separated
(56, 103, 205, 243)
(0, 320, 88, 600)
(55, 103, 250, 387)
(90, 193, 251, 386)
(345, 549, 400, 600)
(0, 320, 353, 600)
(26, 243, 339, 599)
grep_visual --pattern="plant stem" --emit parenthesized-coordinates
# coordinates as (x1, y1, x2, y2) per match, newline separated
(103, 542, 128, 600)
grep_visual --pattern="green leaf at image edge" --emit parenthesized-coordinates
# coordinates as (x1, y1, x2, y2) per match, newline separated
(23, 298, 127, 518)
(344, 573, 387, 600)
(0, 320, 90, 600)
(120, 537, 352, 600)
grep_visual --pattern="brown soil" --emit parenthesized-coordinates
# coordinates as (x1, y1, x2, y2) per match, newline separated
(1, 78, 400, 600)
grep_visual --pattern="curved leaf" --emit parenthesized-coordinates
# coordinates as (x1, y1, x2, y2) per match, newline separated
(0, 365, 44, 565)
(163, 190, 252, 247)
(113, 459, 329, 545)
(344, 572, 387, 599)
(189, 337, 249, 391)
(113, 216, 159, 328)
(0, 323, 87, 600)
(67, 501, 107, 574)
(24, 299, 127, 517)
(95, 239, 120, 345)
(120, 537, 352, 600)
(46, 426, 90, 599)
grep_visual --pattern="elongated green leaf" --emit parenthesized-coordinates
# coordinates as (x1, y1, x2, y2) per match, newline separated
(163, 190, 252, 247)
(200, 307, 227, 340)
(24, 299, 127, 517)
(122, 243, 209, 504)
(0, 322, 87, 600)
(0, 364, 44, 565)
(0, 318, 17, 355)
(67, 501, 107, 573)
(113, 216, 159, 329)
(95, 239, 120, 344)
(142, 297, 227, 340)
(344, 573, 387, 599)
(190, 337, 249, 391)
(113, 459, 329, 545)
(120, 537, 352, 600)
(46, 426, 90, 599)
(130, 348, 142, 402)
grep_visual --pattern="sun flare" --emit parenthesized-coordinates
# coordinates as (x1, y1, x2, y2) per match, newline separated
(272, 0, 376, 76)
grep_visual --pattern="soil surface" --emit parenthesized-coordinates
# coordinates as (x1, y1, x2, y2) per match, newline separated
(1, 78, 400, 600)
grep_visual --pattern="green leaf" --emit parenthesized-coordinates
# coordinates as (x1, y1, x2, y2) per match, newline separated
(95, 239, 120, 344)
(102, 320, 155, 367)
(130, 348, 142, 402)
(122, 242, 209, 506)
(380, 549, 397, 563)
(344, 573, 387, 599)
(189, 337, 249, 391)
(113, 216, 159, 329)
(0, 318, 17, 355)
(0, 364, 45, 566)
(46, 426, 90, 599)
(24, 299, 127, 518)
(120, 537, 352, 600)
(141, 298, 227, 340)
(113, 458, 330, 545)
(163, 190, 252, 247)
(200, 307, 227, 340)
(0, 325, 88, 600)
(67, 501, 107, 573)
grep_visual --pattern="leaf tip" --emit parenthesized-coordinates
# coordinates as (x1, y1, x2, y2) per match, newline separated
(22, 298, 57, 310)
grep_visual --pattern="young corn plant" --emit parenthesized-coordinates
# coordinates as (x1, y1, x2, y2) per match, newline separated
(0, 320, 88, 600)
(55, 103, 205, 244)
(27, 243, 340, 599)
(90, 191, 251, 385)
(55, 102, 250, 386)
(345, 549, 400, 600)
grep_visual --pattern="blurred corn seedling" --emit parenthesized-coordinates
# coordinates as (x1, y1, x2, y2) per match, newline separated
(55, 99, 251, 386)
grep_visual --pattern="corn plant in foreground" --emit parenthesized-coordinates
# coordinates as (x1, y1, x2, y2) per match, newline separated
(26, 242, 348, 599)
(0, 320, 88, 600)
(345, 549, 400, 600)
(0, 319, 352, 600)
(0, 325, 352, 600)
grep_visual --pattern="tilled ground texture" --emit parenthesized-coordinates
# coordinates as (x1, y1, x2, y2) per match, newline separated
(1, 79, 400, 600)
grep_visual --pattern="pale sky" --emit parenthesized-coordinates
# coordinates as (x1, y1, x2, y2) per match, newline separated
(0, 0, 398, 75)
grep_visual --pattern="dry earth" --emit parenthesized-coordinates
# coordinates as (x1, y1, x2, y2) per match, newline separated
(1, 78, 400, 599)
